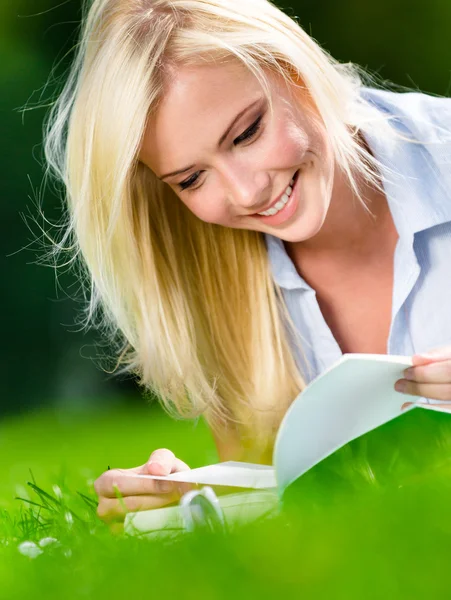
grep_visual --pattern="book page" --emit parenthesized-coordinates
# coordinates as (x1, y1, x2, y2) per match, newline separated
(274, 353, 414, 491)
(128, 461, 276, 489)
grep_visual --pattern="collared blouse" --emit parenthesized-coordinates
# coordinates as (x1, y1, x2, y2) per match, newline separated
(265, 87, 451, 385)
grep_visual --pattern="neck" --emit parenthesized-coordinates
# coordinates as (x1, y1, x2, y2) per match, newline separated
(285, 164, 393, 266)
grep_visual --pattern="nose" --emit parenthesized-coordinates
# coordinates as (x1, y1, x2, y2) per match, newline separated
(219, 162, 270, 213)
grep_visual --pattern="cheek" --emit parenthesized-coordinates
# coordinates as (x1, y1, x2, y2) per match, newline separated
(179, 193, 228, 225)
(270, 118, 310, 164)
(285, 121, 310, 153)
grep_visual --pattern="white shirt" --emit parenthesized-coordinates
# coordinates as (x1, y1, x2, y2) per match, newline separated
(265, 87, 451, 384)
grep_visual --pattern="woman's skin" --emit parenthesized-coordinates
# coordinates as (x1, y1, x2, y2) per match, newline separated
(95, 60, 451, 525)
(95, 448, 193, 527)
(140, 60, 386, 247)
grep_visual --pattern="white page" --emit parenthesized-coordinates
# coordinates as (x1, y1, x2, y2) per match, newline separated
(129, 461, 276, 489)
(273, 353, 413, 491)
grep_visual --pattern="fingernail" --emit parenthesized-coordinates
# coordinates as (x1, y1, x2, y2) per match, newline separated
(156, 480, 173, 493)
(404, 368, 415, 380)
(395, 380, 406, 393)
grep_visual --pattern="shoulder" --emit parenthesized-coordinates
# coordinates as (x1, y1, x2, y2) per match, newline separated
(361, 87, 451, 143)
(361, 88, 451, 226)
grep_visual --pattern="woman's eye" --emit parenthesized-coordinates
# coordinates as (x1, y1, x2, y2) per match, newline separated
(178, 171, 202, 191)
(177, 115, 263, 192)
(233, 115, 263, 145)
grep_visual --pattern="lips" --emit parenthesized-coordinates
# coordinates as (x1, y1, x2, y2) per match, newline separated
(253, 169, 300, 216)
(252, 168, 300, 226)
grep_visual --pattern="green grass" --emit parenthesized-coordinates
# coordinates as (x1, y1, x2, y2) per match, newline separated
(0, 401, 217, 511)
(2, 402, 451, 599)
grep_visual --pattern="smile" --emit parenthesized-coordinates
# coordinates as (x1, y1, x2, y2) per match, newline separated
(252, 169, 300, 225)
(257, 170, 298, 216)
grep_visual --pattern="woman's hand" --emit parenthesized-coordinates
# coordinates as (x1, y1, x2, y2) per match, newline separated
(395, 346, 451, 411)
(94, 448, 193, 527)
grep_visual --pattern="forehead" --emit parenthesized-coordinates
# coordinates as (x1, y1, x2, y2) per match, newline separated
(139, 60, 273, 176)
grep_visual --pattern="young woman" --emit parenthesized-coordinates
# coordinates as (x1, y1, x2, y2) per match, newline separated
(43, 0, 451, 524)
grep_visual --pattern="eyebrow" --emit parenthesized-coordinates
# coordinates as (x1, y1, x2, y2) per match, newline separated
(158, 98, 262, 181)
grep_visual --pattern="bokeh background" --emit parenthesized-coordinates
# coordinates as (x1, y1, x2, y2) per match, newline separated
(2, 0, 450, 497)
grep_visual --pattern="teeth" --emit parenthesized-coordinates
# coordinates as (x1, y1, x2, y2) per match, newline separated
(258, 172, 297, 217)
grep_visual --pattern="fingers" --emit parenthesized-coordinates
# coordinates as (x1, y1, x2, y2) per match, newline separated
(147, 458, 191, 476)
(94, 449, 192, 499)
(395, 380, 451, 401)
(147, 449, 190, 475)
(394, 358, 451, 402)
(403, 361, 451, 384)
(412, 347, 451, 366)
(145, 454, 193, 496)
(94, 467, 179, 498)
(97, 491, 180, 523)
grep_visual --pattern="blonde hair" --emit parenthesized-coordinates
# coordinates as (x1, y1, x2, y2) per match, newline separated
(43, 0, 401, 460)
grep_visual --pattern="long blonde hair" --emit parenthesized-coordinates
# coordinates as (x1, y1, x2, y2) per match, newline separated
(43, 0, 400, 459)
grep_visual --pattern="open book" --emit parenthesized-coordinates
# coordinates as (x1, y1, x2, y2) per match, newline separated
(125, 354, 423, 534)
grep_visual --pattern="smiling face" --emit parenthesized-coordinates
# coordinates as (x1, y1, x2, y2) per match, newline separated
(139, 59, 336, 243)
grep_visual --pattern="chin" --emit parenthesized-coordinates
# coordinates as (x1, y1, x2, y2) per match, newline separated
(272, 211, 327, 244)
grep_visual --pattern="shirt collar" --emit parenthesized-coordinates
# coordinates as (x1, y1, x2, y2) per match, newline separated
(264, 233, 312, 290)
(360, 87, 451, 239)
(266, 87, 451, 290)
